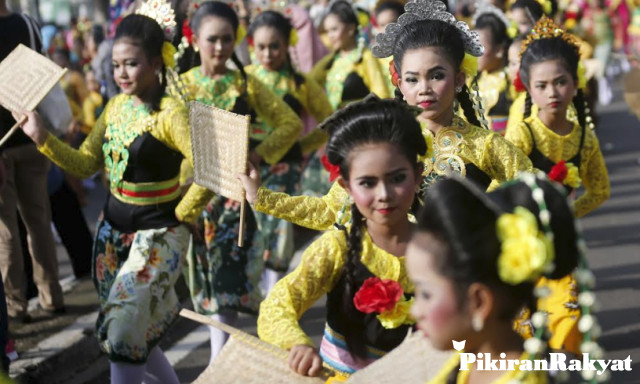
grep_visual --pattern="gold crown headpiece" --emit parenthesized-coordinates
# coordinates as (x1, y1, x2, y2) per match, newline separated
(519, 16, 580, 58)
(136, 0, 177, 40)
(251, 0, 293, 19)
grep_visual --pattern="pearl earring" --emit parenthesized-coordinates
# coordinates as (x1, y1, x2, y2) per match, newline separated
(472, 315, 484, 332)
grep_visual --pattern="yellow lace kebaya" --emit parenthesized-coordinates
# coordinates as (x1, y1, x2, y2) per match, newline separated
(179, 67, 302, 165)
(427, 352, 548, 384)
(253, 115, 532, 230)
(310, 48, 391, 110)
(245, 64, 333, 154)
(257, 229, 412, 350)
(505, 115, 610, 217)
(38, 94, 213, 223)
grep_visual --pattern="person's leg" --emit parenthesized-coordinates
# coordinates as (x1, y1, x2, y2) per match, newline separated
(209, 309, 238, 365)
(50, 180, 92, 278)
(109, 361, 145, 384)
(142, 346, 179, 384)
(0, 148, 28, 319)
(14, 146, 63, 310)
(0, 272, 10, 373)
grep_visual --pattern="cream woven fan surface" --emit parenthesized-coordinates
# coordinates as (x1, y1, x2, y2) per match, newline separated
(0, 44, 66, 113)
(181, 310, 325, 384)
(189, 101, 250, 202)
(346, 331, 453, 384)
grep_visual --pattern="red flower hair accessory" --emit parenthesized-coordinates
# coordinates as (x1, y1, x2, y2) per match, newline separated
(389, 60, 400, 87)
(247, 35, 254, 47)
(182, 20, 194, 44)
(514, 72, 526, 92)
(354, 277, 403, 314)
(321, 154, 341, 182)
(549, 160, 568, 183)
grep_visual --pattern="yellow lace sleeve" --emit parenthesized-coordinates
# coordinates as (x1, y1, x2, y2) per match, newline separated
(253, 182, 349, 231)
(309, 54, 332, 89)
(298, 76, 332, 154)
(38, 101, 108, 178)
(482, 131, 533, 187)
(504, 120, 534, 156)
(574, 134, 610, 217)
(247, 75, 303, 165)
(358, 49, 392, 99)
(258, 231, 348, 349)
(152, 97, 214, 223)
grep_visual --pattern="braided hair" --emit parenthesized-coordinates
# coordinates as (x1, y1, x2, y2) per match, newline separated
(391, 20, 482, 127)
(323, 96, 427, 357)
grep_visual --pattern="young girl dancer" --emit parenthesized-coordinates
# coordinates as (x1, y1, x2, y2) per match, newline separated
(473, 4, 513, 134)
(246, 10, 333, 289)
(505, 16, 610, 218)
(407, 175, 586, 383)
(247, 96, 426, 381)
(17, 13, 212, 384)
(178, 1, 302, 363)
(242, 0, 532, 231)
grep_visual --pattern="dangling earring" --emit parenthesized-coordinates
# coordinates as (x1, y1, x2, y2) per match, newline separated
(193, 45, 199, 53)
(455, 86, 462, 94)
(156, 69, 163, 84)
(471, 315, 484, 332)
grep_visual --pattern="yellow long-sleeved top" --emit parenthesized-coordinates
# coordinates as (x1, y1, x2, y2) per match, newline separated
(257, 229, 412, 350)
(253, 115, 533, 231)
(38, 94, 213, 223)
(310, 48, 391, 109)
(245, 64, 333, 154)
(180, 67, 302, 165)
(428, 352, 547, 384)
(505, 115, 610, 217)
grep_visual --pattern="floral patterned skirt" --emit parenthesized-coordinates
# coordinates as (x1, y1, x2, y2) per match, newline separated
(255, 162, 301, 273)
(93, 219, 189, 364)
(186, 196, 263, 316)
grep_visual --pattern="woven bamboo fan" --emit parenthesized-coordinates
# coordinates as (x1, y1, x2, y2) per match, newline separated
(180, 309, 327, 384)
(624, 68, 640, 120)
(189, 101, 250, 246)
(0, 44, 67, 147)
(346, 331, 452, 383)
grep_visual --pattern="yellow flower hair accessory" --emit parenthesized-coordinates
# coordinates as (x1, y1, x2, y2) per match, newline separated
(460, 53, 478, 77)
(357, 8, 370, 28)
(236, 24, 247, 46)
(377, 297, 415, 329)
(496, 207, 554, 285)
(577, 60, 587, 90)
(289, 28, 299, 46)
(162, 41, 177, 68)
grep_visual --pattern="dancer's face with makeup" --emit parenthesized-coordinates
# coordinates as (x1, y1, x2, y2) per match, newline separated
(340, 142, 420, 227)
(397, 47, 465, 125)
(194, 16, 236, 71)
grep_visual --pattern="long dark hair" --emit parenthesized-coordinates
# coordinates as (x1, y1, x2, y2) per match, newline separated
(114, 14, 166, 112)
(391, 20, 482, 128)
(415, 177, 578, 320)
(190, 1, 247, 84)
(324, 96, 427, 358)
(475, 13, 511, 68)
(519, 36, 588, 132)
(248, 10, 304, 87)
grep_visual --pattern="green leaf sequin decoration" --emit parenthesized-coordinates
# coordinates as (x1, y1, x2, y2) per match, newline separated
(103, 97, 156, 190)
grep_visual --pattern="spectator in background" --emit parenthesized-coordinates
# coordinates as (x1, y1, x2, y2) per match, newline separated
(0, 0, 65, 324)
